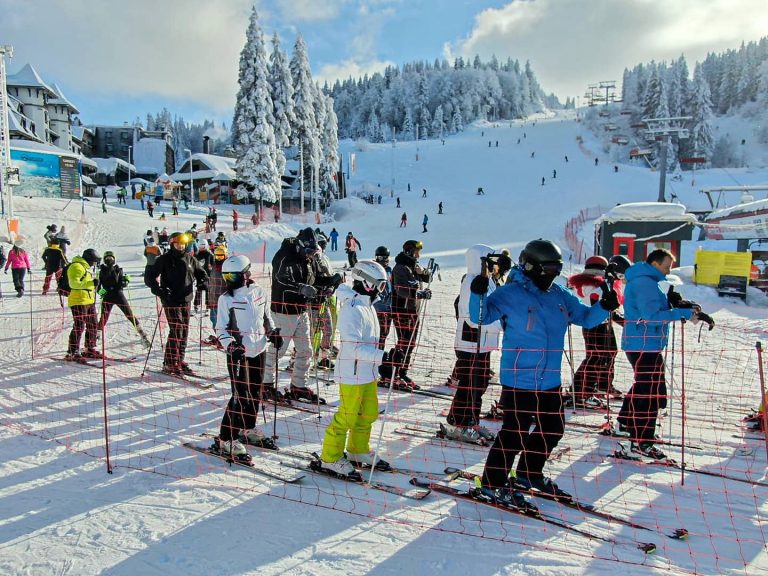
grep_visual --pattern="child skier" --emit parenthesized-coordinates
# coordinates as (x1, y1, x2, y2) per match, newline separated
(212, 255, 283, 458)
(316, 260, 400, 478)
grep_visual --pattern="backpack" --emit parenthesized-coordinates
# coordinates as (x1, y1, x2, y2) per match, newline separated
(57, 263, 73, 295)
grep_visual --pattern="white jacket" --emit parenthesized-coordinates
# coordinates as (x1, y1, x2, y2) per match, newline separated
(454, 244, 503, 353)
(333, 284, 385, 385)
(216, 283, 274, 358)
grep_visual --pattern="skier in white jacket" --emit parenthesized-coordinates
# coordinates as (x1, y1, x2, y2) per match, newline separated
(316, 260, 401, 480)
(212, 255, 283, 459)
(441, 244, 509, 444)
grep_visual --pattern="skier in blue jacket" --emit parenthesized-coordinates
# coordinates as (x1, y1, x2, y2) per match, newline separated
(468, 239, 619, 508)
(617, 248, 714, 460)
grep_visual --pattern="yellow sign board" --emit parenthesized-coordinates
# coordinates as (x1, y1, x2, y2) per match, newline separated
(694, 250, 752, 286)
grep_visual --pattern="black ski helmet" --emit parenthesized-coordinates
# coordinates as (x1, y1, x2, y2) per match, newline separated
(609, 254, 632, 275)
(82, 248, 102, 266)
(402, 239, 423, 255)
(519, 239, 563, 268)
(375, 246, 390, 260)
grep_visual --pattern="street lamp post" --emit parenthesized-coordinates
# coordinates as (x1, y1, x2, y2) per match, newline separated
(127, 145, 132, 190)
(184, 148, 193, 204)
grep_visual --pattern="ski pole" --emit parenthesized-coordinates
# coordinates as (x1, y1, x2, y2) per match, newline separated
(198, 289, 205, 366)
(272, 342, 279, 441)
(567, 326, 576, 414)
(680, 320, 686, 486)
(756, 342, 768, 462)
(668, 322, 676, 440)
(141, 304, 163, 377)
(29, 271, 34, 359)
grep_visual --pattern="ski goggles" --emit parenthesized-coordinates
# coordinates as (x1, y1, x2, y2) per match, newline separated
(223, 264, 251, 283)
(539, 262, 563, 275)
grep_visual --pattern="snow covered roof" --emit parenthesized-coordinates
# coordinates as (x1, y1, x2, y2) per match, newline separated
(704, 198, 768, 222)
(595, 202, 699, 225)
(70, 125, 93, 141)
(47, 83, 80, 114)
(7, 64, 56, 96)
(81, 175, 96, 186)
(7, 110, 42, 142)
(170, 153, 236, 183)
(80, 156, 98, 169)
(93, 157, 137, 175)
(10, 138, 79, 159)
(132, 138, 168, 176)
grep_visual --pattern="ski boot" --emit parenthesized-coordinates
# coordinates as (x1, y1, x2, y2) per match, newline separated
(212, 437, 252, 464)
(238, 428, 277, 450)
(261, 385, 286, 403)
(631, 441, 669, 461)
(316, 357, 335, 371)
(289, 384, 326, 404)
(483, 401, 503, 421)
(514, 475, 573, 501)
(179, 362, 199, 377)
(395, 371, 419, 391)
(81, 349, 105, 359)
(472, 424, 496, 442)
(438, 423, 487, 445)
(346, 451, 392, 471)
(64, 352, 89, 364)
(744, 410, 765, 431)
(311, 456, 362, 481)
(162, 363, 184, 377)
(472, 484, 538, 512)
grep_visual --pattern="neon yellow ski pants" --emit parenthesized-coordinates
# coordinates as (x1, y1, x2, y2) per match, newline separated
(321, 381, 379, 462)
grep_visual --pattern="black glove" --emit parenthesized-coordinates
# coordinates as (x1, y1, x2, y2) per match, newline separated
(599, 283, 620, 311)
(676, 299, 698, 309)
(694, 310, 716, 331)
(329, 273, 343, 288)
(378, 348, 405, 381)
(196, 281, 208, 292)
(667, 286, 683, 308)
(227, 341, 245, 363)
(266, 328, 283, 350)
(470, 275, 490, 295)
(415, 288, 432, 300)
(298, 284, 317, 299)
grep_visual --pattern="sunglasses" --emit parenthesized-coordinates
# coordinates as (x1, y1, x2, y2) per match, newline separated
(539, 262, 563, 275)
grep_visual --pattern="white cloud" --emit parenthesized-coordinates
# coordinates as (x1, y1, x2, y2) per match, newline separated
(2, 0, 253, 111)
(316, 58, 394, 85)
(276, 0, 347, 22)
(449, 0, 768, 99)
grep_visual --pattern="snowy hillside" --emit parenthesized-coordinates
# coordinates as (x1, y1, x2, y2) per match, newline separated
(1, 112, 768, 575)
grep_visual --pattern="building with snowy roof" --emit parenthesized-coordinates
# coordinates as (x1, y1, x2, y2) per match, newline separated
(171, 153, 236, 202)
(593, 202, 699, 264)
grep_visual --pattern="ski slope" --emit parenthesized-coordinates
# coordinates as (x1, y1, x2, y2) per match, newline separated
(1, 111, 768, 575)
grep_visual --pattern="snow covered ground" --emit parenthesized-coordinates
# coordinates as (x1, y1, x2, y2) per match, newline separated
(1, 111, 768, 575)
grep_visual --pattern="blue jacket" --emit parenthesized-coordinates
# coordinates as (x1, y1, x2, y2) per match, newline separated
(469, 267, 609, 391)
(621, 262, 693, 352)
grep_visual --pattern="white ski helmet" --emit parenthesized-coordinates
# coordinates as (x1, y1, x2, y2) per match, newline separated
(350, 260, 387, 293)
(222, 254, 251, 282)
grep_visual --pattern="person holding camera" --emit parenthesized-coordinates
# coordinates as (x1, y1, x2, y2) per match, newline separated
(441, 245, 510, 444)
(211, 255, 283, 458)
(317, 260, 396, 479)
(469, 239, 618, 507)
(617, 248, 714, 460)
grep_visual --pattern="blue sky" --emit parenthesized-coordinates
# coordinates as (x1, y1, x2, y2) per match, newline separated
(1, 0, 766, 127)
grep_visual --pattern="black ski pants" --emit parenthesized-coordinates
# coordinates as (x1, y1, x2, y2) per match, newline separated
(68, 303, 98, 354)
(347, 250, 358, 268)
(376, 309, 393, 350)
(99, 292, 138, 331)
(447, 351, 491, 427)
(617, 352, 666, 443)
(220, 352, 265, 441)
(163, 303, 191, 368)
(392, 309, 419, 373)
(11, 268, 26, 293)
(573, 323, 617, 397)
(482, 387, 564, 488)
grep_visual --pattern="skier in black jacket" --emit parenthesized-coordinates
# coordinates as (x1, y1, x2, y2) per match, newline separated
(41, 241, 68, 295)
(98, 251, 150, 347)
(193, 242, 214, 312)
(391, 239, 433, 389)
(145, 232, 208, 375)
(265, 227, 342, 401)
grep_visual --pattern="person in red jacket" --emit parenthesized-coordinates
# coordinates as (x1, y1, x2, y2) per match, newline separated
(4, 242, 31, 297)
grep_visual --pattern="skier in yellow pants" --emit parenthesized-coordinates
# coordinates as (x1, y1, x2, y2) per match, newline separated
(317, 260, 402, 479)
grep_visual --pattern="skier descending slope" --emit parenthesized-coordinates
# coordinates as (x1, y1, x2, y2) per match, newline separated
(468, 239, 619, 506)
(317, 260, 399, 478)
(212, 255, 284, 458)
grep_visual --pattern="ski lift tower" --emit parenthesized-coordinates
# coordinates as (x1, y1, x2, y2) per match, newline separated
(0, 44, 15, 219)
(640, 116, 691, 202)
(598, 81, 616, 107)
